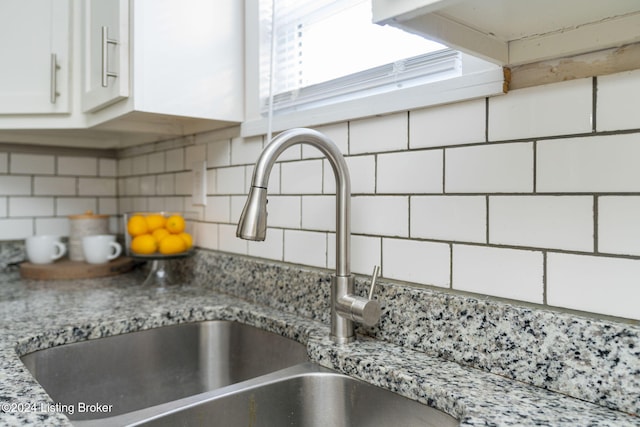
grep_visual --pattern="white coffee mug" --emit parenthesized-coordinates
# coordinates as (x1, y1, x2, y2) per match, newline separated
(82, 235, 122, 264)
(25, 235, 67, 264)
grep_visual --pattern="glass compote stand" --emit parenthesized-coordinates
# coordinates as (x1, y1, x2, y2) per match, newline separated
(123, 212, 197, 288)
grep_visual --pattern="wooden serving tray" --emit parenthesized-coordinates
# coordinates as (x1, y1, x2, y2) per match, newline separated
(20, 257, 137, 280)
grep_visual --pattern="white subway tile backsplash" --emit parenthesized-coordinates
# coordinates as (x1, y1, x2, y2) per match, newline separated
(147, 152, 165, 174)
(377, 150, 442, 194)
(205, 196, 230, 223)
(598, 196, 640, 256)
(488, 78, 593, 141)
(0, 153, 7, 173)
(206, 170, 217, 195)
(35, 218, 70, 236)
(273, 141, 301, 162)
(9, 197, 54, 217)
(156, 174, 175, 195)
(130, 197, 148, 212)
(383, 238, 450, 287)
(411, 196, 486, 243)
(281, 160, 323, 194)
(302, 123, 349, 158)
(264, 196, 300, 229)
(132, 155, 149, 175)
(98, 197, 118, 215)
(118, 158, 132, 177)
(350, 113, 408, 154)
(216, 167, 246, 194)
(284, 229, 326, 268)
(58, 156, 98, 176)
(302, 196, 335, 231)
(547, 253, 640, 320)
(185, 144, 206, 170)
(597, 69, 640, 132)
(347, 156, 376, 194)
(0, 176, 31, 195)
(163, 196, 185, 213)
(56, 198, 97, 216)
(446, 142, 533, 193)
(231, 136, 263, 165)
(248, 228, 284, 261)
(352, 196, 408, 237)
(1, 69, 638, 325)
(174, 171, 192, 195)
(147, 197, 165, 212)
(99, 158, 117, 177)
(489, 196, 593, 251)
(265, 164, 280, 194)
(207, 141, 230, 168)
(139, 176, 156, 196)
(410, 98, 485, 148)
(324, 156, 376, 195)
(230, 196, 247, 223)
(327, 234, 381, 275)
(453, 245, 544, 303)
(0, 218, 32, 239)
(196, 222, 218, 250)
(11, 154, 54, 175)
(165, 148, 185, 172)
(79, 178, 117, 197)
(537, 134, 640, 192)
(34, 177, 75, 196)
(124, 177, 140, 196)
(109, 216, 120, 234)
(118, 197, 133, 215)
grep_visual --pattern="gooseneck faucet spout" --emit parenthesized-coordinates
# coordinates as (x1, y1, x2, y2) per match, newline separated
(236, 128, 380, 343)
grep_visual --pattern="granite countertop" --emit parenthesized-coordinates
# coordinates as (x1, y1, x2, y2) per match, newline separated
(0, 265, 639, 426)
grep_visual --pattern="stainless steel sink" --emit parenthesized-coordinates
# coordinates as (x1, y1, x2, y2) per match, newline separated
(20, 321, 308, 421)
(20, 321, 459, 427)
(134, 363, 459, 427)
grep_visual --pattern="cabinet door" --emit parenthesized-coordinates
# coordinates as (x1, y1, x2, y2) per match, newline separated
(82, 0, 129, 112)
(0, 0, 70, 114)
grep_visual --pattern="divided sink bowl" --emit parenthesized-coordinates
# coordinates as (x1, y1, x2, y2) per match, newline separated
(20, 320, 459, 426)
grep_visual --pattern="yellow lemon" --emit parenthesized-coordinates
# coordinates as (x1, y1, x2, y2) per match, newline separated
(165, 215, 186, 234)
(158, 234, 187, 255)
(145, 214, 167, 232)
(130, 234, 157, 254)
(127, 215, 149, 237)
(179, 232, 193, 249)
(152, 228, 170, 243)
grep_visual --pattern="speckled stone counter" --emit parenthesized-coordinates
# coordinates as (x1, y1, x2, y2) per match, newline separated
(0, 249, 639, 426)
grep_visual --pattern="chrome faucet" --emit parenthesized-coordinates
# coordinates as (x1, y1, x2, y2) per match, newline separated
(236, 128, 381, 344)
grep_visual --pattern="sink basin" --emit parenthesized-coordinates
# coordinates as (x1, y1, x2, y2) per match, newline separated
(20, 320, 308, 421)
(135, 363, 459, 427)
(21, 321, 458, 427)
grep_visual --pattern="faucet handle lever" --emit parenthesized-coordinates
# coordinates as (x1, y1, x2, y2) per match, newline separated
(368, 265, 380, 300)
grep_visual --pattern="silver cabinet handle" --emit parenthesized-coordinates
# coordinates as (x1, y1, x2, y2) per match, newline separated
(50, 53, 60, 104)
(101, 26, 119, 87)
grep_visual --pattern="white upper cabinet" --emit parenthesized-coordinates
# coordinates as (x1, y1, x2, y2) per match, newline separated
(372, 0, 640, 66)
(83, 0, 245, 139)
(0, 0, 71, 114)
(82, 0, 130, 112)
(0, 0, 243, 147)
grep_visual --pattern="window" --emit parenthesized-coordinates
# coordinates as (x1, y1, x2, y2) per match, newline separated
(259, 0, 454, 113)
(242, 0, 504, 136)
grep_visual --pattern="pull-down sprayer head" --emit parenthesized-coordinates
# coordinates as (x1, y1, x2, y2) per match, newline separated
(236, 186, 268, 241)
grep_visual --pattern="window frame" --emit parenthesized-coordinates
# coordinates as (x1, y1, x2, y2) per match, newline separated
(241, 0, 506, 138)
